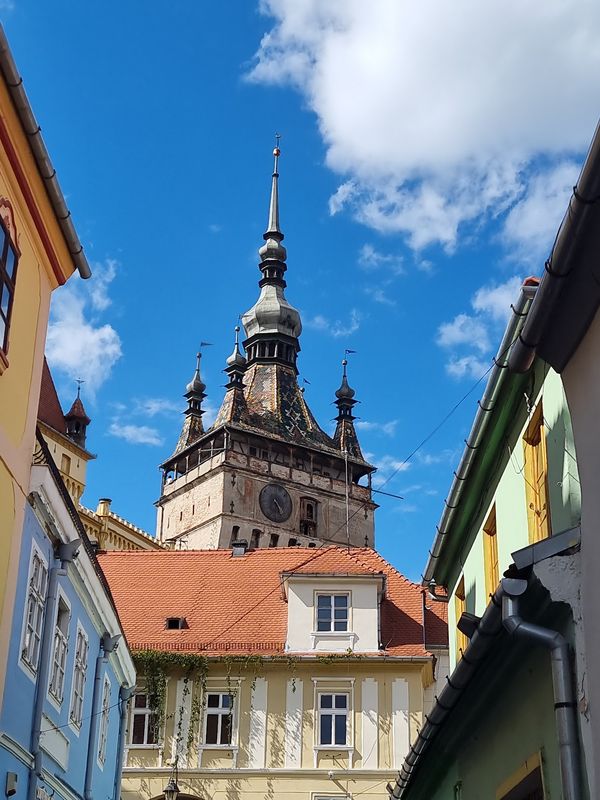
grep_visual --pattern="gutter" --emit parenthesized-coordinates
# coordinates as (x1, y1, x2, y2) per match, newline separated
(423, 280, 537, 585)
(0, 25, 91, 279)
(84, 633, 121, 800)
(509, 119, 600, 373)
(28, 541, 81, 800)
(113, 685, 134, 800)
(390, 561, 583, 798)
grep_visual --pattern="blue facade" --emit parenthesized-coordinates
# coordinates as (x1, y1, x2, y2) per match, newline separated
(0, 460, 135, 800)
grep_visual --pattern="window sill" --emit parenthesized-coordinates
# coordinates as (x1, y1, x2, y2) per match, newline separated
(127, 744, 162, 750)
(310, 631, 358, 649)
(199, 744, 239, 751)
(314, 745, 353, 751)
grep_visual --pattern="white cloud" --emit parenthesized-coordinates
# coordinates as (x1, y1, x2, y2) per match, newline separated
(46, 260, 122, 396)
(472, 276, 523, 322)
(358, 244, 404, 274)
(88, 259, 118, 311)
(356, 419, 398, 435)
(134, 397, 181, 417)
(364, 287, 395, 307)
(437, 314, 490, 354)
(371, 453, 411, 487)
(445, 354, 490, 381)
(305, 308, 362, 337)
(108, 422, 163, 446)
(437, 275, 524, 380)
(248, 0, 599, 253)
(503, 161, 580, 262)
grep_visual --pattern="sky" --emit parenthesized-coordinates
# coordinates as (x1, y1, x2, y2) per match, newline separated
(5, 1, 600, 581)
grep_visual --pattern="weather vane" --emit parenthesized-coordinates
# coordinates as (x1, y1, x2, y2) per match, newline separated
(75, 378, 85, 398)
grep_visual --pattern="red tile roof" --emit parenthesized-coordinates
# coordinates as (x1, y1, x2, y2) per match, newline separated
(38, 358, 66, 434)
(98, 546, 448, 659)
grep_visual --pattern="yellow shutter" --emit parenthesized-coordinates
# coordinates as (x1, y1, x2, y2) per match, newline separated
(523, 402, 551, 543)
(455, 576, 467, 658)
(483, 505, 499, 600)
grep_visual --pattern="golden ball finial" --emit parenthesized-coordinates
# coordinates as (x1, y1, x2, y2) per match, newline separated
(273, 147, 281, 157)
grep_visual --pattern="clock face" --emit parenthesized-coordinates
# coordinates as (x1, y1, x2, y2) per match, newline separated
(259, 483, 293, 523)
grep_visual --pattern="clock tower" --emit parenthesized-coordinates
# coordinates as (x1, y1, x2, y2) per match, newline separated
(155, 144, 376, 550)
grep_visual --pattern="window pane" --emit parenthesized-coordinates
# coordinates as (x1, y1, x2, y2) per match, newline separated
(220, 714, 232, 745)
(5, 247, 15, 280)
(134, 694, 147, 708)
(320, 713, 332, 745)
(334, 713, 347, 745)
(222, 694, 232, 709)
(132, 714, 146, 744)
(0, 225, 5, 257)
(0, 286, 8, 317)
(317, 595, 331, 608)
(320, 694, 333, 708)
(334, 695, 347, 708)
(334, 595, 347, 608)
(334, 619, 348, 631)
(205, 714, 218, 743)
(207, 694, 219, 708)
(334, 607, 347, 619)
(147, 715, 157, 744)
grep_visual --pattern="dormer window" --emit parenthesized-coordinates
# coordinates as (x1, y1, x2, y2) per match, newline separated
(316, 593, 349, 632)
(165, 617, 187, 630)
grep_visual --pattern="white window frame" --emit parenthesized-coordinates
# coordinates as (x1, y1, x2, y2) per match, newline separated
(317, 691, 350, 747)
(129, 691, 159, 747)
(48, 588, 71, 706)
(315, 592, 350, 633)
(202, 691, 236, 747)
(69, 622, 89, 732)
(19, 543, 49, 679)
(97, 676, 111, 767)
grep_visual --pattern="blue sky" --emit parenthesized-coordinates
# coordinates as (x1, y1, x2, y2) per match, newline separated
(5, 1, 600, 580)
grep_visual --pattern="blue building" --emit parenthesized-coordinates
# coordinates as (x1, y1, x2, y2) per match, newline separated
(0, 431, 135, 800)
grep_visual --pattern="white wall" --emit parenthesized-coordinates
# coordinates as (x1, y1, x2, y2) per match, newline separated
(285, 577, 380, 653)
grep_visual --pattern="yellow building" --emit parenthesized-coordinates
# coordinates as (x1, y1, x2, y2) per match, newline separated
(99, 545, 448, 800)
(38, 357, 163, 551)
(0, 26, 91, 700)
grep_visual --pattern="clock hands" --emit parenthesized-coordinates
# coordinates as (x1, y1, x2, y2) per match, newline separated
(273, 497, 283, 515)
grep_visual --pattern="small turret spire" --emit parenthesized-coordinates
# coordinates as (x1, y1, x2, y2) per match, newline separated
(65, 381, 91, 449)
(225, 325, 247, 389)
(184, 351, 206, 417)
(258, 134, 287, 278)
(266, 133, 282, 235)
(333, 356, 365, 460)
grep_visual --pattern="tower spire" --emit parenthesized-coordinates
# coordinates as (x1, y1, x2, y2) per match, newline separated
(225, 325, 247, 389)
(258, 134, 287, 283)
(333, 357, 364, 460)
(266, 133, 281, 235)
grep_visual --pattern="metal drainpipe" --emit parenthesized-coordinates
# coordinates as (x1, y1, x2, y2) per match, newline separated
(502, 578, 582, 800)
(84, 633, 121, 800)
(113, 685, 134, 800)
(27, 540, 81, 800)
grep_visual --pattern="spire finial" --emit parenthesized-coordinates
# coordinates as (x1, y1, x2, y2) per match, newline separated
(267, 133, 282, 236)
(76, 378, 85, 399)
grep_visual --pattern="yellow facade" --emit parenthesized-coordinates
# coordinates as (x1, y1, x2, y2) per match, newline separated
(0, 65, 84, 699)
(123, 659, 437, 800)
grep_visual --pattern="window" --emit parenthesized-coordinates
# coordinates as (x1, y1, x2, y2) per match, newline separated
(251, 529, 261, 549)
(269, 533, 279, 548)
(97, 677, 111, 764)
(288, 538, 298, 547)
(318, 693, 348, 746)
(61, 454, 71, 475)
(69, 625, 89, 728)
(49, 596, 70, 703)
(21, 548, 48, 672)
(483, 505, 499, 600)
(229, 526, 240, 547)
(203, 693, 233, 745)
(455, 577, 467, 657)
(130, 692, 157, 745)
(165, 617, 187, 630)
(523, 402, 551, 543)
(317, 594, 349, 632)
(300, 498, 318, 537)
(0, 219, 18, 359)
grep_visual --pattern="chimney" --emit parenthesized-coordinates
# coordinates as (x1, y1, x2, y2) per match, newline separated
(231, 539, 248, 557)
(96, 498, 112, 516)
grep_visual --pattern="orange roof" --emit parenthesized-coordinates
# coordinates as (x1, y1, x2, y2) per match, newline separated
(98, 546, 447, 658)
(38, 358, 66, 434)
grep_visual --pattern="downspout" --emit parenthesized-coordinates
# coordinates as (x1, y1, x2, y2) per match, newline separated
(502, 578, 582, 800)
(113, 685, 134, 800)
(84, 633, 121, 800)
(28, 540, 81, 800)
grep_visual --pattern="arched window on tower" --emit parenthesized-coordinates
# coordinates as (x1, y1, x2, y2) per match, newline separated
(251, 529, 262, 549)
(229, 525, 240, 547)
(300, 498, 318, 537)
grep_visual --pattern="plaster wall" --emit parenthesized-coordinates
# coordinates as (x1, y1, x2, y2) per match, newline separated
(286, 578, 380, 653)
(563, 304, 600, 797)
(123, 660, 428, 799)
(0, 73, 78, 702)
(447, 368, 580, 666)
